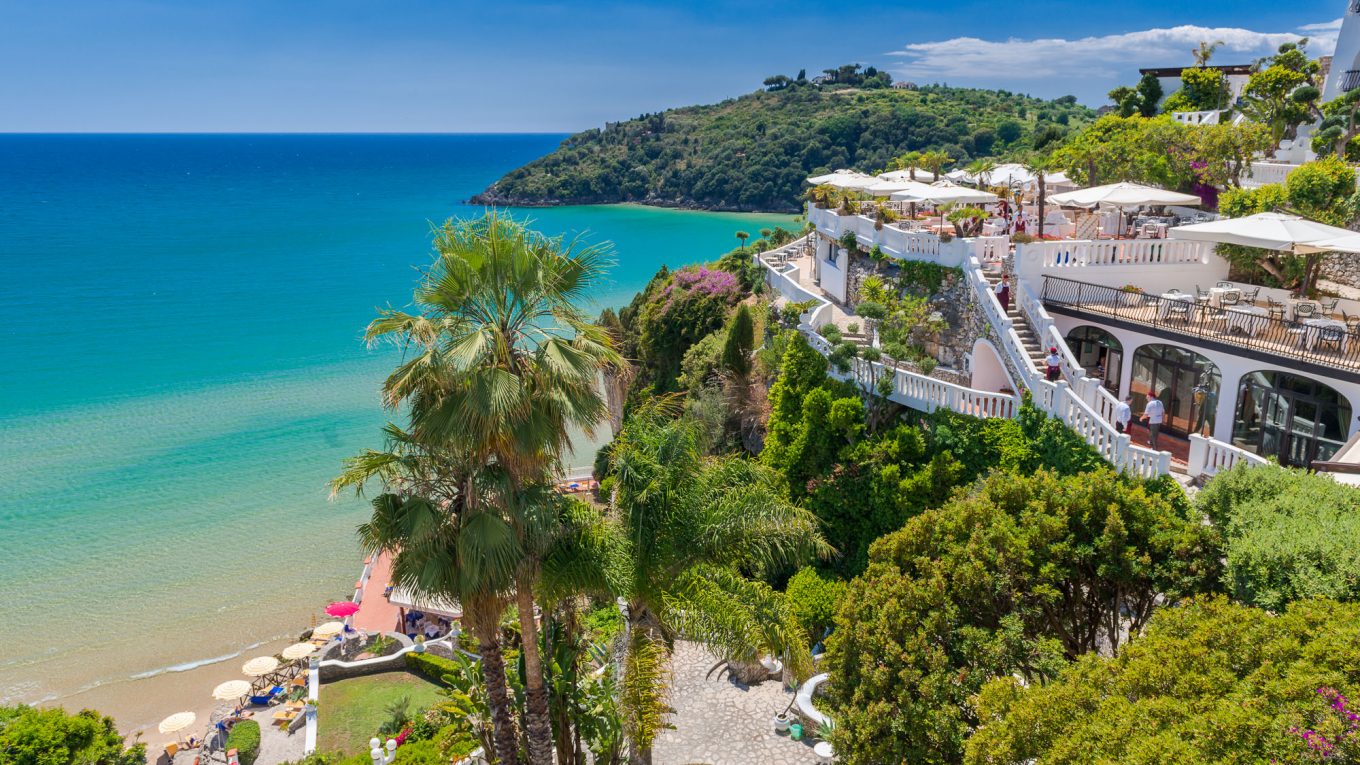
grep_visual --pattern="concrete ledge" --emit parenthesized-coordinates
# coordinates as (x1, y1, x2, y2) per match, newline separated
(794, 673, 831, 729)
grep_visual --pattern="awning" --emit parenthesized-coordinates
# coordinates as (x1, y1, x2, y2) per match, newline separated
(1168, 212, 1359, 253)
(1048, 182, 1201, 208)
(387, 586, 463, 619)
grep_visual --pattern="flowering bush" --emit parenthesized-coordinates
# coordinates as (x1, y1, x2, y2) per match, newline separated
(639, 267, 745, 391)
(1293, 687, 1360, 760)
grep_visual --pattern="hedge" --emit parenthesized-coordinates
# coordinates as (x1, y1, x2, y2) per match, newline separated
(225, 720, 261, 765)
(404, 652, 462, 686)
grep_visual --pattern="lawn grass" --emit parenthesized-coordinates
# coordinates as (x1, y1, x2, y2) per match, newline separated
(317, 671, 446, 754)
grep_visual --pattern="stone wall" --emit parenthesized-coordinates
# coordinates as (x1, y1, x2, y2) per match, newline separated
(1321, 252, 1360, 289)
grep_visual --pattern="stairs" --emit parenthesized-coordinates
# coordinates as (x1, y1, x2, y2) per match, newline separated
(981, 268, 1046, 373)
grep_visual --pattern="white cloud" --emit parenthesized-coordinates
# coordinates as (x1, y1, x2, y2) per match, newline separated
(885, 21, 1340, 88)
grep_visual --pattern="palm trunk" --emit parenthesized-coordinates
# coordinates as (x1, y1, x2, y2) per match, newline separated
(472, 610, 521, 765)
(516, 572, 555, 765)
(1037, 176, 1046, 239)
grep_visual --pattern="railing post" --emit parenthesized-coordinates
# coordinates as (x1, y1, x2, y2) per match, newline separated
(1115, 433, 1131, 469)
(1187, 434, 1208, 479)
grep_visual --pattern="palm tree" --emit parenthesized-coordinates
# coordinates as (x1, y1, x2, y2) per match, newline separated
(604, 409, 828, 764)
(735, 231, 750, 252)
(918, 150, 953, 182)
(966, 158, 998, 189)
(334, 429, 525, 765)
(365, 211, 622, 765)
(1021, 153, 1055, 239)
(1193, 40, 1224, 67)
(893, 150, 923, 180)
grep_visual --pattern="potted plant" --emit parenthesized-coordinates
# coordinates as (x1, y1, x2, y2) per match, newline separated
(773, 711, 792, 733)
(1119, 283, 1142, 307)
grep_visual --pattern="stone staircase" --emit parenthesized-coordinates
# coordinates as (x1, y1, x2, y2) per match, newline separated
(981, 268, 1046, 373)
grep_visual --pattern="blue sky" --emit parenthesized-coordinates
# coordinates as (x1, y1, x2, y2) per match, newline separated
(0, 0, 1345, 132)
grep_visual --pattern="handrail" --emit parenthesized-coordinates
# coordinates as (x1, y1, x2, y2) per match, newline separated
(1042, 275, 1360, 374)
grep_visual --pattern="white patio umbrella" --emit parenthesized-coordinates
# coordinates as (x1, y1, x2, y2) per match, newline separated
(281, 642, 317, 661)
(877, 169, 938, 183)
(241, 656, 280, 677)
(212, 680, 252, 701)
(806, 170, 879, 190)
(158, 711, 196, 735)
(1169, 212, 1359, 253)
(891, 183, 999, 205)
(1048, 182, 1201, 208)
(865, 179, 936, 197)
(312, 621, 344, 639)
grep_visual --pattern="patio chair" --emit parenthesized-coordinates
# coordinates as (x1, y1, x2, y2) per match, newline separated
(1166, 288, 1182, 295)
(1165, 301, 1193, 323)
(1266, 297, 1287, 320)
(1345, 311, 1360, 332)
(1216, 281, 1234, 288)
(1221, 290, 1241, 308)
(1242, 286, 1261, 304)
(1317, 326, 1346, 353)
(1194, 285, 1209, 304)
(1321, 297, 1341, 316)
(1295, 302, 1318, 321)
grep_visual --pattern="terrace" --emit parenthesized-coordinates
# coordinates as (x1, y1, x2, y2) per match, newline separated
(1041, 277, 1360, 383)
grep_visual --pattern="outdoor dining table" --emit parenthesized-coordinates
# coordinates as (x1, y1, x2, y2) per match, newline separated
(1156, 293, 1197, 320)
(1206, 287, 1241, 309)
(1223, 306, 1269, 336)
(1302, 318, 1350, 352)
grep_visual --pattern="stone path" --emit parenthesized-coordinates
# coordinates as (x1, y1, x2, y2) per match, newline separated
(653, 642, 824, 765)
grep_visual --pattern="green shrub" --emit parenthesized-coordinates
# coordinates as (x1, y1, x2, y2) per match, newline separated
(1197, 463, 1360, 610)
(391, 740, 444, 765)
(785, 567, 846, 642)
(225, 720, 261, 765)
(405, 653, 464, 686)
(818, 324, 843, 342)
(0, 705, 146, 765)
(583, 603, 625, 645)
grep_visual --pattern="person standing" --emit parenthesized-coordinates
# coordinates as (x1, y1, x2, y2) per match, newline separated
(1141, 391, 1166, 450)
(1115, 395, 1132, 434)
(1045, 346, 1063, 382)
(994, 274, 1011, 312)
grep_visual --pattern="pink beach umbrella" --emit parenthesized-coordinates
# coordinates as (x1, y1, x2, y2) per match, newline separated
(325, 601, 360, 618)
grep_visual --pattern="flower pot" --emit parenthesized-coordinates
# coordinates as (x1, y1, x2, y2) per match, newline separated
(789, 722, 804, 741)
(773, 713, 791, 734)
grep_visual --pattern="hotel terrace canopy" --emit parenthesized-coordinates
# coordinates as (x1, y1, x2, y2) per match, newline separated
(1047, 182, 1202, 209)
(877, 169, 939, 183)
(890, 182, 999, 206)
(1169, 212, 1360, 254)
(957, 162, 1074, 190)
(805, 170, 879, 190)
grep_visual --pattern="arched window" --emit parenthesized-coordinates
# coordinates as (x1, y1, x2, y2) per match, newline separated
(1130, 344, 1221, 437)
(1233, 371, 1354, 467)
(1066, 326, 1122, 392)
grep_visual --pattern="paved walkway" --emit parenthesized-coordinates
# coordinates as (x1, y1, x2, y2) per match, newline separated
(653, 642, 823, 765)
(352, 552, 401, 633)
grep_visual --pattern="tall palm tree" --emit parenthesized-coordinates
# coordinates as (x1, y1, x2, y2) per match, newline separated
(604, 409, 829, 764)
(966, 158, 998, 190)
(365, 212, 623, 765)
(334, 429, 525, 765)
(1021, 153, 1055, 239)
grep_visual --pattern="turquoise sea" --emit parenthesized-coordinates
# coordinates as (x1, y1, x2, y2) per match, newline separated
(0, 134, 795, 726)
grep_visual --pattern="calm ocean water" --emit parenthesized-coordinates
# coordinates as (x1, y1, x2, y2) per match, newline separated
(0, 134, 795, 721)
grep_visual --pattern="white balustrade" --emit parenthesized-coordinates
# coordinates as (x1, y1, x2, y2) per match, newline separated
(1187, 434, 1270, 479)
(1018, 238, 1212, 268)
(1242, 161, 1300, 189)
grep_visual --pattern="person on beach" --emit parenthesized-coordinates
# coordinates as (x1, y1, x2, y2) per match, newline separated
(1045, 347, 1062, 382)
(1115, 395, 1132, 434)
(994, 274, 1011, 311)
(1142, 390, 1165, 450)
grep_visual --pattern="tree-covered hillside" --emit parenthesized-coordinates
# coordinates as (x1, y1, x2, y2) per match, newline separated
(472, 75, 1094, 212)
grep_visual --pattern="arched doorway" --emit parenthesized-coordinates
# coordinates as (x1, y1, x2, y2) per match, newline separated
(1066, 326, 1122, 393)
(1130, 344, 1221, 437)
(969, 339, 1013, 393)
(1233, 371, 1354, 467)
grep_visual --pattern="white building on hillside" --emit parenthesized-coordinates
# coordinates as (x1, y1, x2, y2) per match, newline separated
(1322, 1, 1360, 101)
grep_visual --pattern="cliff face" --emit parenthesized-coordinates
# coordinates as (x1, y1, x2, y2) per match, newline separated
(471, 84, 1094, 212)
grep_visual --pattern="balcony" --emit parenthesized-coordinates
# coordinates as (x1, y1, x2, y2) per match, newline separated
(1041, 277, 1360, 381)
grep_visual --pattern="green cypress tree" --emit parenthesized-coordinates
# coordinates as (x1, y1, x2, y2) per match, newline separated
(721, 303, 755, 377)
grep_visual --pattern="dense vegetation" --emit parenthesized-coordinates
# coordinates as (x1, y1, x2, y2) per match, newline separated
(473, 73, 1093, 212)
(0, 705, 145, 765)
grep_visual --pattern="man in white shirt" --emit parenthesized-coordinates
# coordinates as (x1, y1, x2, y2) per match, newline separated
(1141, 391, 1166, 450)
(1114, 396, 1132, 434)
